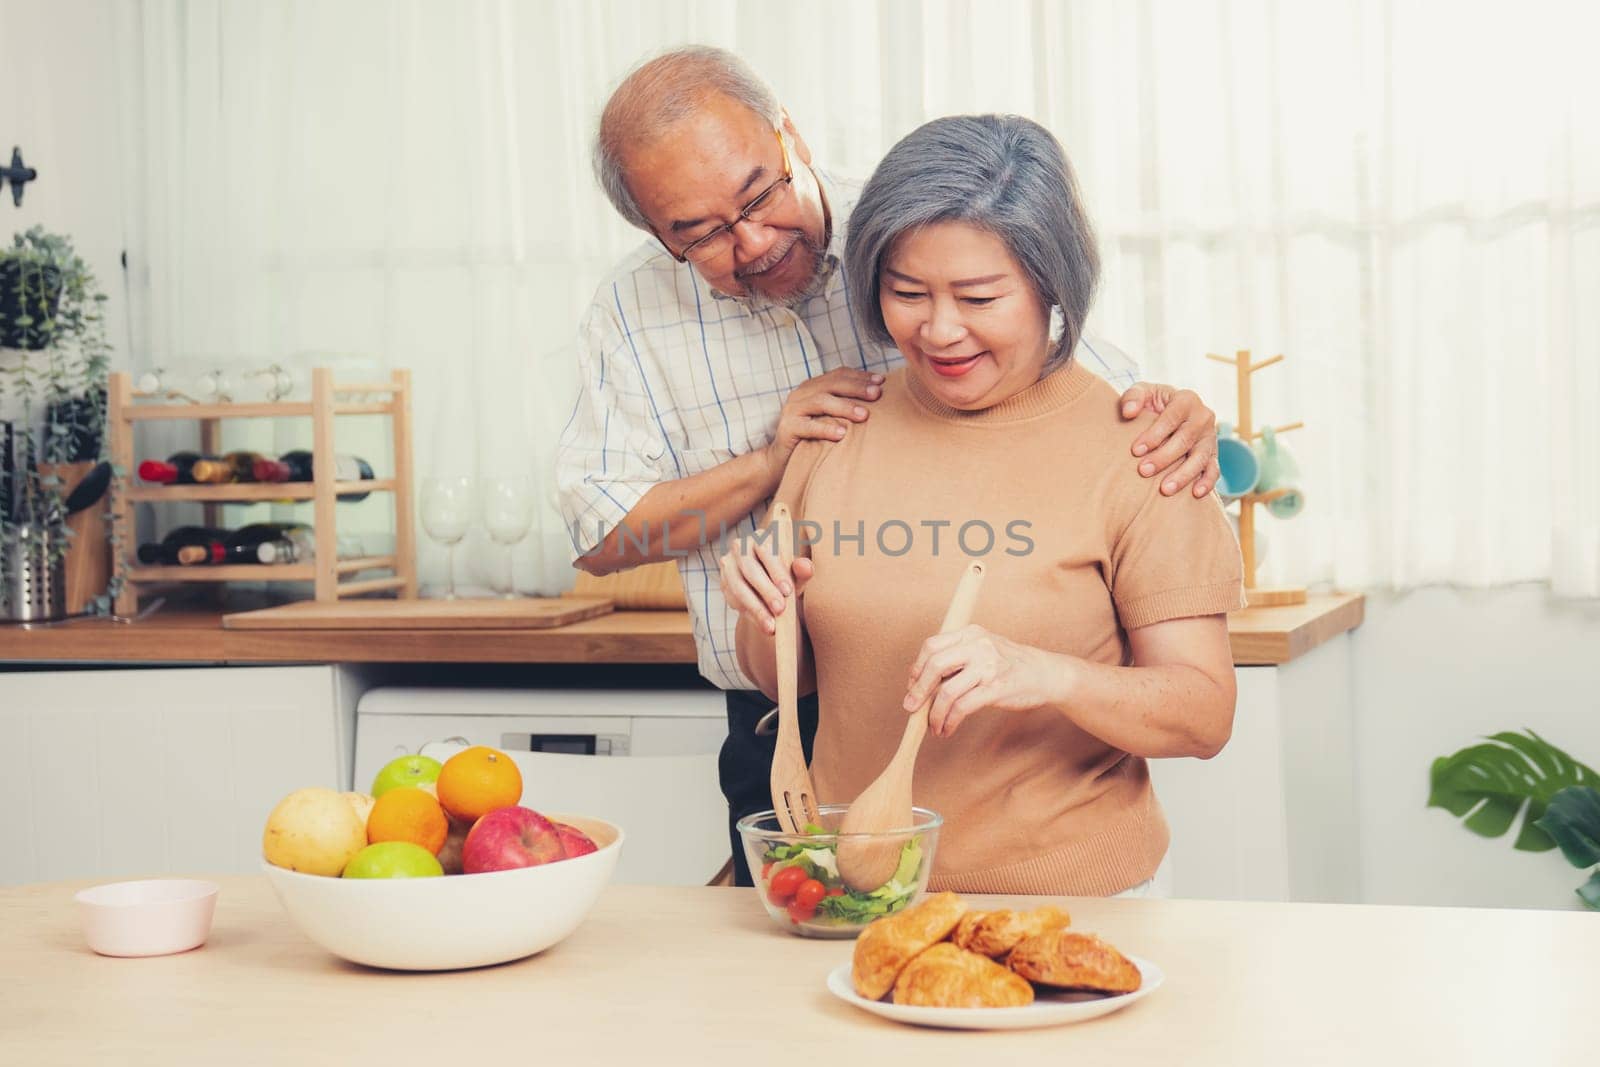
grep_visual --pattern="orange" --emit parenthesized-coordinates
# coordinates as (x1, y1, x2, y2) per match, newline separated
(366, 787, 449, 855)
(435, 746, 523, 822)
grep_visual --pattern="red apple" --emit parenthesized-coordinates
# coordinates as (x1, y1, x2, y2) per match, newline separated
(554, 821, 598, 858)
(462, 806, 564, 874)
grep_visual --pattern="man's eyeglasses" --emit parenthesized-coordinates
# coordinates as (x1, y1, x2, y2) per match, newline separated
(655, 129, 794, 264)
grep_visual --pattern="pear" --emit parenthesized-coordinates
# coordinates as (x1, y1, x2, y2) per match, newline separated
(342, 792, 376, 832)
(263, 787, 368, 876)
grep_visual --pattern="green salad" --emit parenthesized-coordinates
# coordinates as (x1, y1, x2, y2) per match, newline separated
(760, 825, 925, 927)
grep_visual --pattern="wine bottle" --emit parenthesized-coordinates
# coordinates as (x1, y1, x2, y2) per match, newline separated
(250, 457, 292, 482)
(226, 522, 314, 564)
(191, 451, 273, 484)
(136, 526, 227, 566)
(138, 451, 203, 485)
(277, 450, 376, 501)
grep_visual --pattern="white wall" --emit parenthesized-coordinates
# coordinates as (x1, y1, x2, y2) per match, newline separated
(0, 0, 131, 377)
(1352, 586, 1600, 910)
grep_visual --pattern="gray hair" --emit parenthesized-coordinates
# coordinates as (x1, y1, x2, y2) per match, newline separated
(843, 114, 1099, 364)
(594, 45, 783, 232)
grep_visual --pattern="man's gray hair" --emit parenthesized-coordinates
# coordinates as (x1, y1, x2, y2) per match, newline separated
(843, 114, 1100, 364)
(594, 45, 783, 232)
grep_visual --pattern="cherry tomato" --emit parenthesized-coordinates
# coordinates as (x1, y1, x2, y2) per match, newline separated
(767, 864, 807, 902)
(761, 861, 774, 879)
(794, 879, 826, 908)
(825, 886, 845, 897)
(787, 898, 818, 923)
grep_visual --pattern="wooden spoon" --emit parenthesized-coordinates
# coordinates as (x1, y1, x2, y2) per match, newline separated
(767, 502, 821, 835)
(835, 560, 987, 891)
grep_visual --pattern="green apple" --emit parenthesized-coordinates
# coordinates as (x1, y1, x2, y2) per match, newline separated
(370, 754, 443, 798)
(342, 841, 444, 879)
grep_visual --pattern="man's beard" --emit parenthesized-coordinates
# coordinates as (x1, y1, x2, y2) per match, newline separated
(733, 229, 829, 309)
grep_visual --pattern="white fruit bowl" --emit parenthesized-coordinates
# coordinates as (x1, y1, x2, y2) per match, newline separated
(263, 814, 623, 971)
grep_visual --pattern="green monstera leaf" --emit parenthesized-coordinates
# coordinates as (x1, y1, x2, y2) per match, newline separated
(1578, 871, 1600, 910)
(1534, 786, 1600, 911)
(1428, 731, 1600, 852)
(1534, 786, 1600, 868)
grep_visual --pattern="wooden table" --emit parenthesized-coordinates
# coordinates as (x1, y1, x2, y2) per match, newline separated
(1, 877, 1592, 1065)
(0, 593, 1362, 666)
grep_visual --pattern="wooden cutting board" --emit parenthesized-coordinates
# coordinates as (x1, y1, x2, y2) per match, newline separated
(222, 596, 614, 631)
(565, 559, 686, 610)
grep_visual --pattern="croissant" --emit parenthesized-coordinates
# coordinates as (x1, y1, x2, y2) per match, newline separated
(1007, 929, 1142, 995)
(950, 904, 1071, 959)
(851, 891, 969, 1001)
(891, 943, 1035, 1008)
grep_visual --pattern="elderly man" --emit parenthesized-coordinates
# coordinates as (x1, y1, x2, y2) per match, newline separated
(557, 46, 1222, 886)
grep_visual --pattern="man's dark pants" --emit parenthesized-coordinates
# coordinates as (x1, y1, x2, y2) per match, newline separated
(720, 688, 820, 886)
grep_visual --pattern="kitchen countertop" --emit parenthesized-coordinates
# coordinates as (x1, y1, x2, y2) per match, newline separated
(0, 592, 1362, 667)
(2, 876, 1591, 1064)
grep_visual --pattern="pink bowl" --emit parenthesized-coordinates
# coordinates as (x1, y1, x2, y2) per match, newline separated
(75, 879, 219, 958)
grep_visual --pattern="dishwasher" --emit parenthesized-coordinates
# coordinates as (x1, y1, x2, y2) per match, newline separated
(353, 686, 729, 886)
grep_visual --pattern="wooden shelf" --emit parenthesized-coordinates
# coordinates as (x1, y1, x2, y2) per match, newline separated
(126, 480, 396, 503)
(129, 563, 316, 582)
(336, 555, 397, 575)
(125, 399, 406, 420)
(127, 400, 312, 420)
(124, 555, 394, 586)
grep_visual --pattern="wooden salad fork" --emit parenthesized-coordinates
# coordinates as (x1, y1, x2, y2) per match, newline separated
(767, 502, 820, 835)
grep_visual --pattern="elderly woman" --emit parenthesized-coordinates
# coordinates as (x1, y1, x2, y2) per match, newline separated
(720, 114, 1244, 898)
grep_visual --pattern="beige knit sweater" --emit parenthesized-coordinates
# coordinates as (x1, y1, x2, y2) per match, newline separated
(770, 359, 1245, 895)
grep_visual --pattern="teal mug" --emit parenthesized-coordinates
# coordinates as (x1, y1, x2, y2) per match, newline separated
(1215, 422, 1260, 503)
(1252, 426, 1305, 519)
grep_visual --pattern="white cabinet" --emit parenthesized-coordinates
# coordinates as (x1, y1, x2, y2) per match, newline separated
(1149, 634, 1360, 903)
(0, 666, 359, 885)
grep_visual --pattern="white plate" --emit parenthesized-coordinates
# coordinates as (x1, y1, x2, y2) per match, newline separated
(825, 955, 1163, 1031)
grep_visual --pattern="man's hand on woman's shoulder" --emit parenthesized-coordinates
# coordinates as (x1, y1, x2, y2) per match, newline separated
(1117, 382, 1221, 499)
(759, 368, 885, 490)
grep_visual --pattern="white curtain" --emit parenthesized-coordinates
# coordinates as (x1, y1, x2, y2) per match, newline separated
(117, 0, 1600, 596)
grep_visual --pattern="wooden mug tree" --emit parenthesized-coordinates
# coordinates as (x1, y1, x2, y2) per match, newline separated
(1206, 350, 1306, 607)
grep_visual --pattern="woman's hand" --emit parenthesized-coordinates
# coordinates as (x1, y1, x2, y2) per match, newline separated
(718, 534, 813, 635)
(902, 625, 1070, 738)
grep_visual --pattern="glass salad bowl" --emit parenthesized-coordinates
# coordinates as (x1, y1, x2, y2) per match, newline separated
(736, 804, 941, 938)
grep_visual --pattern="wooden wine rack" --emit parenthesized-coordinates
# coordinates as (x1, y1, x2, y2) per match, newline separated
(107, 368, 419, 615)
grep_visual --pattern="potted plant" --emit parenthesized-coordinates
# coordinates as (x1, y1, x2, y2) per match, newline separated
(0, 226, 114, 617)
(1430, 729, 1600, 909)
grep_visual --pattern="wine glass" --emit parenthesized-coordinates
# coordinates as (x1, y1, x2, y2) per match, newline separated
(193, 368, 234, 402)
(481, 477, 533, 599)
(420, 476, 474, 599)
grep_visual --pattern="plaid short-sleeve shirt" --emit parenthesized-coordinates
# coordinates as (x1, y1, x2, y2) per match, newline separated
(555, 171, 1138, 690)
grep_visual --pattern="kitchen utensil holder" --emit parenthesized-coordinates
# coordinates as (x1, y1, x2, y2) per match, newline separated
(107, 368, 419, 615)
(2, 522, 67, 622)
